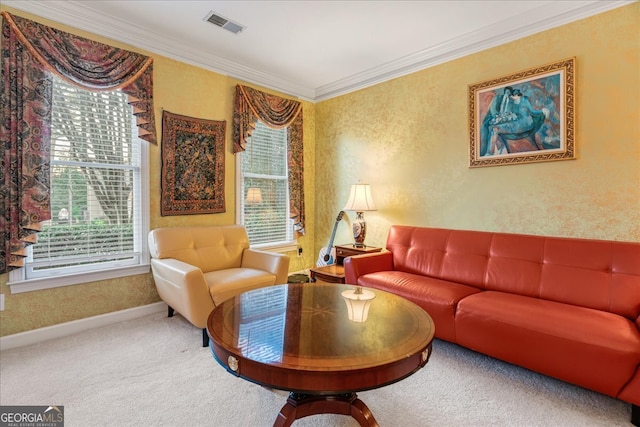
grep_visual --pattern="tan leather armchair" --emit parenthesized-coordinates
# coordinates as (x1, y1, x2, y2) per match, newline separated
(148, 225, 290, 346)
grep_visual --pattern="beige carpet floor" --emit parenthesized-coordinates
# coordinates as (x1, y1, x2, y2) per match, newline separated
(0, 310, 631, 426)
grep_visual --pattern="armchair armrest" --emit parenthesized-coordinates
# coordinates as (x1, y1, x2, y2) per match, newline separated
(344, 251, 393, 285)
(241, 249, 291, 284)
(151, 258, 203, 287)
(150, 258, 214, 328)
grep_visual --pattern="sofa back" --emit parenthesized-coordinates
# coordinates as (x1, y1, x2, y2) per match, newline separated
(387, 226, 640, 320)
(148, 225, 249, 272)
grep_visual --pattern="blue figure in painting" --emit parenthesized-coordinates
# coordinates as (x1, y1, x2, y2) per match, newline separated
(480, 86, 550, 156)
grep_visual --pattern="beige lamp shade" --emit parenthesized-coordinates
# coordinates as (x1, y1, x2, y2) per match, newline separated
(343, 184, 377, 212)
(245, 187, 263, 204)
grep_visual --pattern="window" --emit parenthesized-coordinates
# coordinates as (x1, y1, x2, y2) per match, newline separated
(9, 75, 149, 292)
(237, 121, 295, 250)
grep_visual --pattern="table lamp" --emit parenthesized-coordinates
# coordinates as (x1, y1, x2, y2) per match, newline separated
(343, 183, 376, 247)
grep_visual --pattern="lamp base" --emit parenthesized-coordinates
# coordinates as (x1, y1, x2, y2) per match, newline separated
(352, 212, 367, 247)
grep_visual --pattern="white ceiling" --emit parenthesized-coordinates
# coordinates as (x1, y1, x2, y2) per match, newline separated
(3, 0, 632, 101)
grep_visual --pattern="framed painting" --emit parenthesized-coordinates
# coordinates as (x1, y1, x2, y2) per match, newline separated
(161, 111, 226, 215)
(468, 57, 575, 167)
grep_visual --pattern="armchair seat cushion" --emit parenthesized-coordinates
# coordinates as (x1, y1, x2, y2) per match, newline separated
(206, 268, 276, 305)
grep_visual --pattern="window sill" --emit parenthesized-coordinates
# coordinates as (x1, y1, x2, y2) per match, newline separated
(251, 241, 298, 254)
(8, 264, 151, 294)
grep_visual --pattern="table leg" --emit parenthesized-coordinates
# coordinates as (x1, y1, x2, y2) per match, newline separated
(273, 392, 379, 427)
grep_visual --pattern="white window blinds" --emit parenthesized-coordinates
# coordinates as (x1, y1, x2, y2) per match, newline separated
(241, 121, 292, 246)
(25, 75, 144, 278)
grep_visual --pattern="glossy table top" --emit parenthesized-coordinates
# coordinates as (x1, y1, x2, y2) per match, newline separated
(207, 283, 435, 394)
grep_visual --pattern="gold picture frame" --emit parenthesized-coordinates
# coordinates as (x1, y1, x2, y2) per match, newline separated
(161, 111, 226, 216)
(468, 57, 575, 167)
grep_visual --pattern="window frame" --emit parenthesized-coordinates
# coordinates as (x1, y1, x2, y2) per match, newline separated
(7, 84, 150, 294)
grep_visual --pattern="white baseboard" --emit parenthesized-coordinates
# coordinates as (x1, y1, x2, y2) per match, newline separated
(0, 302, 166, 351)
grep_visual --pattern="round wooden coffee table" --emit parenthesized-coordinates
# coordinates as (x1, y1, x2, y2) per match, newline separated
(207, 283, 435, 427)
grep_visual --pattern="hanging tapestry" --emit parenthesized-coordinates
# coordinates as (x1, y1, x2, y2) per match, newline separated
(161, 111, 226, 215)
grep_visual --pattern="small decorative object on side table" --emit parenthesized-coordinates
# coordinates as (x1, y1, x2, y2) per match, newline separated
(310, 244, 381, 284)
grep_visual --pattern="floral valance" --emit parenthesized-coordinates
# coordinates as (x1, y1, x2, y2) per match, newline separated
(233, 84, 302, 153)
(1, 12, 156, 144)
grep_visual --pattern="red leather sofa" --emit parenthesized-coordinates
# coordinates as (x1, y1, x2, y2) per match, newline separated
(344, 226, 640, 424)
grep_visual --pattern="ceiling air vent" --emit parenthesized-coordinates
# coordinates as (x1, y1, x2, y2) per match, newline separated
(204, 11, 245, 34)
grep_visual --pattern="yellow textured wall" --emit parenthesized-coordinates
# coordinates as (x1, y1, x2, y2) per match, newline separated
(315, 3, 640, 252)
(1, 4, 638, 337)
(0, 7, 316, 336)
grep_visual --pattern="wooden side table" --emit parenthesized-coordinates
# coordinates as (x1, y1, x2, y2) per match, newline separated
(309, 264, 345, 283)
(335, 244, 382, 265)
(310, 244, 382, 284)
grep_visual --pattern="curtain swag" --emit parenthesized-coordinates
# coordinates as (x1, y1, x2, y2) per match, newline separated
(1, 12, 157, 144)
(233, 85, 305, 237)
(233, 84, 302, 153)
(0, 12, 157, 273)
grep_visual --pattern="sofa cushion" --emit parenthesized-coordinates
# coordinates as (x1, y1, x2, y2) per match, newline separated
(386, 226, 492, 288)
(540, 239, 640, 320)
(485, 233, 545, 297)
(455, 291, 640, 398)
(357, 271, 481, 342)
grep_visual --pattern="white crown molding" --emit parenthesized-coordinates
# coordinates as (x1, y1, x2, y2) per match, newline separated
(2, 0, 634, 102)
(313, 0, 635, 101)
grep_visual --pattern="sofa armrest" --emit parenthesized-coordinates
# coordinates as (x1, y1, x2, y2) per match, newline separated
(241, 249, 291, 284)
(149, 258, 213, 328)
(344, 251, 393, 285)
